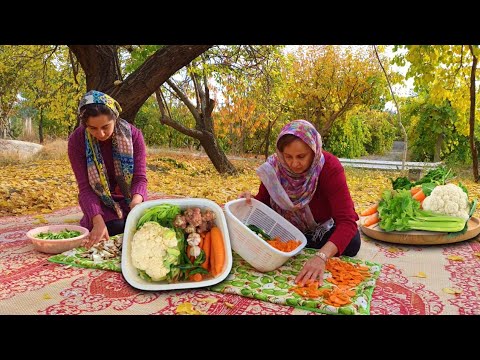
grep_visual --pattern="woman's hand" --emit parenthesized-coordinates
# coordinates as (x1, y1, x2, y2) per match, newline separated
(84, 215, 109, 248)
(238, 191, 252, 204)
(129, 194, 144, 210)
(295, 256, 326, 286)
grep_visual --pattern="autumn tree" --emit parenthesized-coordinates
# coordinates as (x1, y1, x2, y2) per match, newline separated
(214, 47, 288, 159)
(284, 45, 389, 139)
(215, 81, 263, 155)
(393, 45, 480, 181)
(20, 46, 85, 143)
(151, 45, 283, 174)
(0, 46, 55, 138)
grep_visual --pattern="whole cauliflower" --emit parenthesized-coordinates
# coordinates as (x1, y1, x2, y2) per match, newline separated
(131, 222, 180, 281)
(422, 183, 470, 220)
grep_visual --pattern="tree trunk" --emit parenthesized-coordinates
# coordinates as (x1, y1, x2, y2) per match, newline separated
(69, 45, 212, 123)
(434, 133, 443, 162)
(264, 120, 273, 161)
(39, 108, 44, 144)
(320, 113, 339, 138)
(199, 131, 237, 174)
(468, 46, 479, 182)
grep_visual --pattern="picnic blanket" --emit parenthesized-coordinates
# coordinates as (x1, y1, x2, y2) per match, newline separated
(209, 252, 381, 315)
(2, 195, 480, 315)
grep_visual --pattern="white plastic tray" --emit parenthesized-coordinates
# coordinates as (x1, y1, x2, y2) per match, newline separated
(122, 198, 232, 290)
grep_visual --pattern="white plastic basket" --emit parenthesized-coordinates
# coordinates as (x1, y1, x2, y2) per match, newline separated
(224, 198, 307, 272)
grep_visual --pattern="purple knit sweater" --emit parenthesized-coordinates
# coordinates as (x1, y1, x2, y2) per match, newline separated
(68, 123, 148, 230)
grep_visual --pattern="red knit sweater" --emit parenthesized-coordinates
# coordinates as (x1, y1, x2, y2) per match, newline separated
(254, 151, 359, 255)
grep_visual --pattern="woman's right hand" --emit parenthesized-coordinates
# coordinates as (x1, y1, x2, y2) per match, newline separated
(238, 191, 252, 204)
(84, 216, 110, 248)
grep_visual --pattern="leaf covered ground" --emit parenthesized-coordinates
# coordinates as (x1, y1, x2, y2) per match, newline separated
(1, 152, 480, 218)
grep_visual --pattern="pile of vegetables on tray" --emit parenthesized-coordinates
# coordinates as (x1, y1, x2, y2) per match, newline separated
(131, 204, 225, 283)
(360, 167, 478, 235)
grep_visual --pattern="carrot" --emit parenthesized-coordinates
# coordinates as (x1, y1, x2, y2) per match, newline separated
(412, 189, 426, 202)
(363, 212, 379, 227)
(201, 231, 211, 271)
(410, 186, 422, 196)
(360, 203, 378, 216)
(209, 227, 225, 277)
(189, 273, 203, 282)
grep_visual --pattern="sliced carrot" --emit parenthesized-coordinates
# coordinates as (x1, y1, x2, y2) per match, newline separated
(266, 238, 301, 252)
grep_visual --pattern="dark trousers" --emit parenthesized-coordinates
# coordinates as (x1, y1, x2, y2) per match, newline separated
(305, 225, 361, 257)
(105, 219, 126, 236)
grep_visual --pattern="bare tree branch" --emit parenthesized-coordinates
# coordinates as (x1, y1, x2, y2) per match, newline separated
(165, 78, 201, 123)
(155, 89, 203, 139)
(68, 49, 79, 86)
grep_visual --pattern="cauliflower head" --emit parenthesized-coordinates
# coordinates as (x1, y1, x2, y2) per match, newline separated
(131, 221, 180, 281)
(422, 183, 470, 220)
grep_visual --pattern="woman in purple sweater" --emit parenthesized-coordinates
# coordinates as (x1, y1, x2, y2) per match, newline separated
(240, 120, 360, 286)
(68, 90, 148, 248)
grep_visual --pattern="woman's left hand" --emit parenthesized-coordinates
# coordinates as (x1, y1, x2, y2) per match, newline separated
(129, 194, 143, 210)
(295, 256, 326, 286)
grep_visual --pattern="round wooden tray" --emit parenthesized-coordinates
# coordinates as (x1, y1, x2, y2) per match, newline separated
(360, 217, 480, 245)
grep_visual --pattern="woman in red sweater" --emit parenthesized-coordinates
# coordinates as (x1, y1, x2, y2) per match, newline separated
(68, 90, 148, 248)
(241, 120, 360, 285)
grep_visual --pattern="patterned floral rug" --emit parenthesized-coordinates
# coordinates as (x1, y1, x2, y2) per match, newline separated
(1, 194, 480, 315)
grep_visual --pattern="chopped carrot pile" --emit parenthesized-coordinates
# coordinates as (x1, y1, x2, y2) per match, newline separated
(289, 258, 371, 307)
(325, 258, 370, 287)
(266, 237, 301, 252)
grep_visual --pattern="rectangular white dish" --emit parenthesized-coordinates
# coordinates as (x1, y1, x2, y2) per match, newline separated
(122, 198, 232, 290)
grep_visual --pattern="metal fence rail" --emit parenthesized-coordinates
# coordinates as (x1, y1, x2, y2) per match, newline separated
(339, 158, 442, 170)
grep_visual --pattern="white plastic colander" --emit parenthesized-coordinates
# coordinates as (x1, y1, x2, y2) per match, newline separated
(224, 198, 307, 272)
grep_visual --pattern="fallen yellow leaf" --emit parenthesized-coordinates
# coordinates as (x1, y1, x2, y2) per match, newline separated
(387, 247, 402, 253)
(43, 294, 52, 300)
(224, 302, 235, 309)
(447, 255, 464, 261)
(175, 302, 205, 315)
(414, 272, 427, 278)
(443, 288, 463, 295)
(473, 252, 480, 258)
